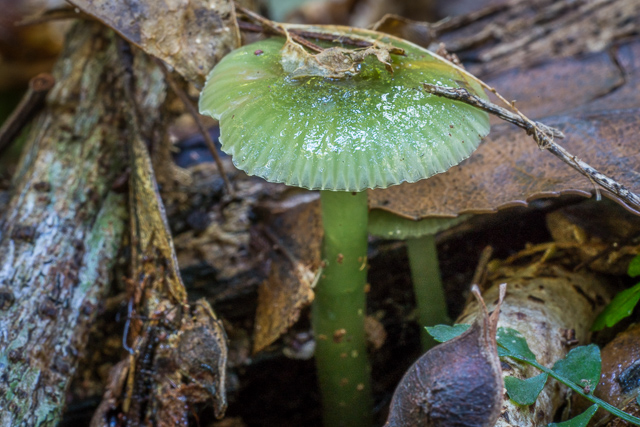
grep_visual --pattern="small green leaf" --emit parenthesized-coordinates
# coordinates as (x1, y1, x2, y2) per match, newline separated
(637, 394, 640, 406)
(547, 404, 598, 427)
(426, 324, 470, 343)
(496, 327, 537, 362)
(628, 255, 640, 277)
(552, 345, 601, 390)
(592, 283, 640, 331)
(504, 373, 548, 406)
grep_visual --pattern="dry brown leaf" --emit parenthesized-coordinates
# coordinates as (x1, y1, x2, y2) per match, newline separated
(370, 109, 640, 219)
(127, 107, 228, 421)
(89, 44, 228, 425)
(252, 195, 323, 354)
(67, 0, 240, 86)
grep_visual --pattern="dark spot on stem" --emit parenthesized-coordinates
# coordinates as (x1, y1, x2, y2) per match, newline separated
(333, 329, 347, 343)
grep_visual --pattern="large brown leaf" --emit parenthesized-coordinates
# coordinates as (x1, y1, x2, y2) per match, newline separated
(370, 109, 640, 219)
(369, 37, 640, 219)
(68, 0, 240, 86)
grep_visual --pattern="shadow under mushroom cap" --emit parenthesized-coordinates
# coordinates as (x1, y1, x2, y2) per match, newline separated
(199, 27, 490, 192)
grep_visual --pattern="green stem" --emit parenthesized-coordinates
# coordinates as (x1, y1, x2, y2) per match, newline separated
(313, 190, 373, 427)
(516, 358, 640, 426)
(406, 234, 450, 351)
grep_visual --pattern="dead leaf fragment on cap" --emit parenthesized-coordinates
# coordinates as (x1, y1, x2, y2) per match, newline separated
(279, 30, 395, 79)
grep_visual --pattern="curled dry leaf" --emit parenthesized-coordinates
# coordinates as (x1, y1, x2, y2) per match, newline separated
(67, 0, 240, 86)
(385, 284, 506, 427)
(252, 194, 322, 354)
(280, 31, 395, 79)
(457, 263, 611, 426)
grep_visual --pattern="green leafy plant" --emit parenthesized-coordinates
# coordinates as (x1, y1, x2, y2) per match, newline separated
(592, 254, 640, 331)
(428, 325, 640, 426)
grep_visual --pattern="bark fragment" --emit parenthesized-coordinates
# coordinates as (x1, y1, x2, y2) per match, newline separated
(0, 22, 128, 427)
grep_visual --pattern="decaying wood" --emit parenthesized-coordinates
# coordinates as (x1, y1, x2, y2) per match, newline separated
(438, 0, 640, 77)
(90, 40, 228, 425)
(0, 23, 128, 426)
(457, 263, 611, 426)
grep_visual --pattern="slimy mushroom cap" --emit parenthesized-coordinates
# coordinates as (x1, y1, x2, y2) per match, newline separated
(199, 26, 490, 191)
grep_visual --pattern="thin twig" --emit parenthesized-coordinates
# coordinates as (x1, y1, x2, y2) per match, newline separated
(0, 73, 55, 157)
(289, 29, 405, 55)
(237, 11, 405, 55)
(157, 60, 234, 196)
(574, 230, 640, 271)
(423, 83, 640, 212)
(471, 245, 494, 292)
(235, 4, 325, 53)
(260, 225, 300, 269)
(238, 19, 404, 54)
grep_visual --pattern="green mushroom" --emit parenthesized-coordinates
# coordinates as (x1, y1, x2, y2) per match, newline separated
(199, 25, 489, 427)
(369, 209, 469, 351)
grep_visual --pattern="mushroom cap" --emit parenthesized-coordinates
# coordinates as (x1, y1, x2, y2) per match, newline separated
(368, 209, 469, 240)
(199, 26, 490, 191)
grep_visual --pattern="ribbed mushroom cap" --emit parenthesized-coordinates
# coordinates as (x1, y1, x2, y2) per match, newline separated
(199, 26, 490, 191)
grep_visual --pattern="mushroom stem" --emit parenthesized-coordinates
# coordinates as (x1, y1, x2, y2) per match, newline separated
(313, 190, 373, 427)
(406, 234, 450, 351)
